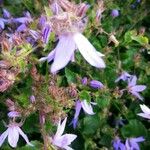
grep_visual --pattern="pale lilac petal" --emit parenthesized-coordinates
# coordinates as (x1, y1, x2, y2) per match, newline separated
(50, 2, 62, 15)
(13, 17, 32, 24)
(29, 30, 40, 40)
(128, 76, 137, 86)
(16, 24, 27, 32)
(60, 134, 77, 147)
(63, 145, 74, 150)
(3, 9, 11, 18)
(8, 126, 19, 148)
(74, 101, 82, 119)
(131, 85, 146, 92)
(7, 111, 20, 118)
(131, 91, 143, 100)
(51, 35, 76, 73)
(42, 24, 51, 44)
(73, 33, 105, 68)
(0, 129, 9, 147)
(140, 104, 150, 114)
(39, 50, 55, 62)
(17, 126, 33, 146)
(53, 134, 77, 149)
(81, 100, 95, 115)
(137, 113, 150, 119)
(55, 117, 67, 137)
(0, 19, 5, 29)
(133, 137, 145, 143)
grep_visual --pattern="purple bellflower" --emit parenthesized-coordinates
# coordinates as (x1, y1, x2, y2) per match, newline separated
(0, 18, 8, 29)
(7, 111, 21, 118)
(3, 9, 11, 19)
(0, 122, 33, 148)
(81, 77, 88, 85)
(111, 9, 119, 18)
(40, 33, 105, 73)
(113, 138, 126, 150)
(90, 80, 104, 89)
(71, 100, 96, 129)
(137, 104, 150, 119)
(13, 11, 33, 24)
(125, 137, 145, 150)
(52, 117, 77, 150)
(115, 71, 131, 83)
(127, 76, 146, 100)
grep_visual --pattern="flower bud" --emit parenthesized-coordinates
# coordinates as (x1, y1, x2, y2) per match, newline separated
(111, 9, 119, 18)
(90, 80, 104, 89)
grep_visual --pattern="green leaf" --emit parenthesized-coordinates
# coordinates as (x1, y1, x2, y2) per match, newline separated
(79, 90, 91, 102)
(121, 120, 147, 138)
(83, 115, 100, 135)
(131, 35, 149, 45)
(65, 68, 77, 84)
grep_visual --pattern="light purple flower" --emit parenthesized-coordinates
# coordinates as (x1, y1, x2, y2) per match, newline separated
(125, 137, 145, 150)
(111, 9, 119, 18)
(113, 138, 126, 150)
(42, 24, 51, 44)
(0, 18, 7, 29)
(81, 77, 88, 85)
(3, 9, 11, 19)
(40, 33, 105, 73)
(13, 11, 32, 24)
(127, 76, 146, 100)
(50, 1, 62, 15)
(29, 30, 41, 40)
(0, 123, 33, 148)
(16, 24, 27, 32)
(77, 3, 90, 17)
(30, 95, 36, 103)
(115, 72, 131, 83)
(38, 15, 46, 28)
(7, 111, 21, 118)
(90, 80, 104, 89)
(52, 117, 77, 150)
(137, 104, 150, 119)
(71, 100, 95, 129)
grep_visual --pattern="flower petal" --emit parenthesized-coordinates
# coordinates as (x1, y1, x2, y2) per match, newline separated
(128, 75, 137, 86)
(140, 104, 150, 114)
(73, 32, 105, 68)
(55, 117, 67, 137)
(17, 126, 33, 146)
(81, 100, 95, 115)
(8, 126, 19, 148)
(137, 113, 150, 119)
(131, 91, 143, 101)
(51, 35, 76, 73)
(131, 85, 146, 92)
(39, 50, 55, 62)
(0, 129, 9, 147)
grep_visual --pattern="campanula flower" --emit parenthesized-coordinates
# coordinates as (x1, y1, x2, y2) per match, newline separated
(52, 117, 77, 150)
(125, 137, 145, 150)
(71, 100, 96, 129)
(111, 9, 119, 18)
(90, 80, 104, 89)
(113, 138, 126, 150)
(0, 18, 7, 29)
(42, 24, 51, 44)
(115, 72, 131, 83)
(137, 104, 150, 119)
(0, 122, 33, 148)
(127, 76, 146, 100)
(40, 33, 105, 73)
(40, 11, 105, 73)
